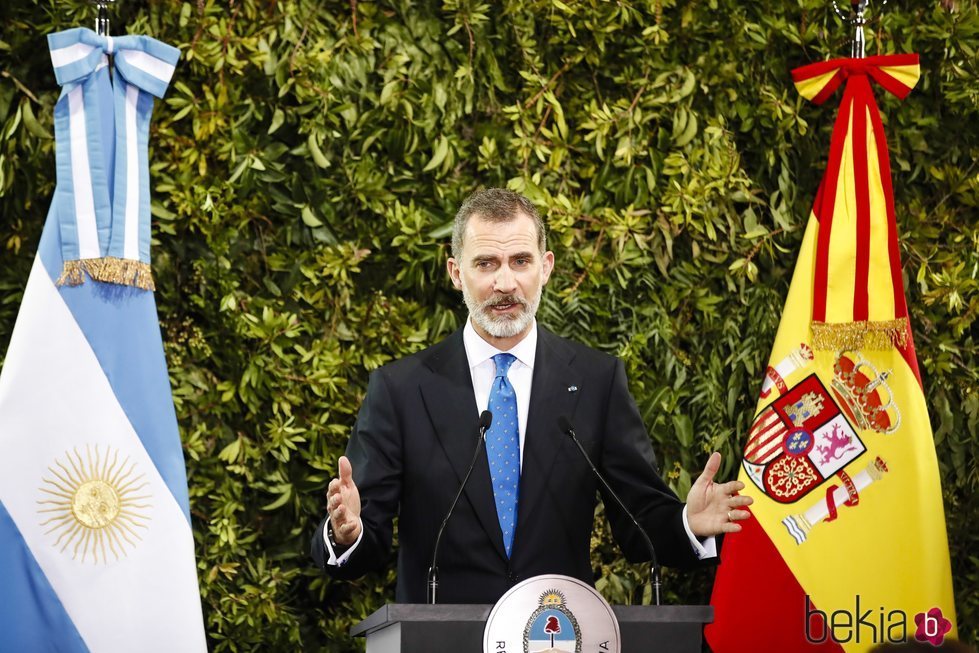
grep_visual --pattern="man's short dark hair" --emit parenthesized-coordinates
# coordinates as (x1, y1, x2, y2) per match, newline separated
(451, 188, 546, 260)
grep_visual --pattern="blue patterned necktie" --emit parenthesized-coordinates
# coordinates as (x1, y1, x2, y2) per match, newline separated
(486, 353, 520, 558)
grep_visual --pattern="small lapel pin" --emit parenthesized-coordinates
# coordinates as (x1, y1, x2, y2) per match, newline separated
(567, 385, 578, 393)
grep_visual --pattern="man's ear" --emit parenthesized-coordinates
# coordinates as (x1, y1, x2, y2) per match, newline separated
(541, 250, 555, 285)
(447, 257, 463, 290)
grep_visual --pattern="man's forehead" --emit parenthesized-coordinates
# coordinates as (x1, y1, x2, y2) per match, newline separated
(463, 213, 538, 252)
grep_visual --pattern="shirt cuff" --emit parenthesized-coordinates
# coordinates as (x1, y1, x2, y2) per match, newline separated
(682, 505, 718, 560)
(323, 518, 364, 566)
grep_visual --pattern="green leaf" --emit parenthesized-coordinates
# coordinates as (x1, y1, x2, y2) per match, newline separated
(307, 133, 329, 168)
(262, 485, 293, 511)
(21, 100, 50, 139)
(423, 136, 449, 172)
(300, 205, 323, 227)
(673, 113, 698, 147)
(268, 108, 285, 135)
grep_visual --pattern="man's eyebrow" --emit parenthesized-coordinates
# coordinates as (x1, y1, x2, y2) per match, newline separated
(470, 251, 535, 264)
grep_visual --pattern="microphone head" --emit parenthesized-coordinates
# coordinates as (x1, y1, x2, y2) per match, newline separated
(557, 415, 574, 435)
(479, 410, 493, 431)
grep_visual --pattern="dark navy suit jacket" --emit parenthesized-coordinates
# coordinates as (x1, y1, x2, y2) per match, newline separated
(311, 327, 708, 603)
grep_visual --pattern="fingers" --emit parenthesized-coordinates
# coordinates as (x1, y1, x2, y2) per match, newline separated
(326, 457, 362, 545)
(330, 503, 355, 531)
(338, 456, 354, 486)
(717, 508, 751, 534)
(722, 495, 752, 522)
(696, 451, 722, 484)
(330, 503, 362, 545)
(729, 494, 753, 508)
(327, 486, 342, 514)
(326, 478, 340, 507)
(332, 503, 348, 524)
(335, 515, 359, 537)
(716, 479, 746, 496)
(727, 508, 750, 521)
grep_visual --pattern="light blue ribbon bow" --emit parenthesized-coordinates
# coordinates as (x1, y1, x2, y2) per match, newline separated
(47, 28, 180, 289)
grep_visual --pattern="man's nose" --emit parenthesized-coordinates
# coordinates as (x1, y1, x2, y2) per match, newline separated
(494, 265, 517, 293)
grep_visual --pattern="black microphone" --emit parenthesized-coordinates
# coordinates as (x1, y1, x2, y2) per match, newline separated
(427, 410, 493, 604)
(557, 415, 663, 606)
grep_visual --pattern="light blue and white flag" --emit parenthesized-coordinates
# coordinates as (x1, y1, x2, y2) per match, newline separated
(0, 28, 206, 652)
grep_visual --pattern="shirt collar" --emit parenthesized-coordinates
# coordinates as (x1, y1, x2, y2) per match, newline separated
(463, 317, 538, 371)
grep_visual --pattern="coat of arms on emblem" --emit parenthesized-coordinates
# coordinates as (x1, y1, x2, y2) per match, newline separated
(484, 575, 619, 653)
(523, 590, 582, 653)
(743, 374, 866, 503)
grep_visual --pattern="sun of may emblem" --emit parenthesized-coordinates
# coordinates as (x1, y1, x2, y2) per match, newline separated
(37, 445, 152, 563)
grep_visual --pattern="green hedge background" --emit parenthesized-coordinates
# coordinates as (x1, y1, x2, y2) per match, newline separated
(1, 0, 977, 650)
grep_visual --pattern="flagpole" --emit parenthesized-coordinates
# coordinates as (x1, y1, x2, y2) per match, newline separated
(93, 0, 116, 37)
(832, 0, 889, 59)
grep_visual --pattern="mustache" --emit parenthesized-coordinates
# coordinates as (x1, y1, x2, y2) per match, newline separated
(478, 294, 527, 310)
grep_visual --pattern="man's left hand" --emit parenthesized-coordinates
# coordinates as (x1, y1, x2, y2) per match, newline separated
(686, 451, 753, 537)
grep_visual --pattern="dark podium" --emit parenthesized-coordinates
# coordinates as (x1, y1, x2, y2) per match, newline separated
(351, 603, 713, 652)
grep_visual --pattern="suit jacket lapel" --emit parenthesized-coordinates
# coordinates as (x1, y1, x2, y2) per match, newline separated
(515, 328, 582, 546)
(419, 329, 508, 561)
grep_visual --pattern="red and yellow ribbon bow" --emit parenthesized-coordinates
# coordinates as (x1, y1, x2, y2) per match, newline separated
(791, 55, 921, 374)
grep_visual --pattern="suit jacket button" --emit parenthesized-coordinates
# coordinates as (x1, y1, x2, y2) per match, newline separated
(506, 571, 516, 583)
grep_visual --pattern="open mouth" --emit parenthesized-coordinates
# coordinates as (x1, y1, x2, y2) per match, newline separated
(488, 298, 523, 315)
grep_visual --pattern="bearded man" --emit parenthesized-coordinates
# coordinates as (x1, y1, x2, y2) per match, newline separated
(311, 188, 751, 603)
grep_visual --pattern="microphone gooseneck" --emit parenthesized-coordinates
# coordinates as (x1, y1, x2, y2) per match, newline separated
(557, 415, 663, 606)
(427, 410, 493, 604)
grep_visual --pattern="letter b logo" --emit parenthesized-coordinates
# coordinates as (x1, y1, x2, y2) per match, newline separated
(914, 607, 951, 646)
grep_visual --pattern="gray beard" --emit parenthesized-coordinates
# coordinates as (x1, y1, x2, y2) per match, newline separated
(462, 283, 541, 340)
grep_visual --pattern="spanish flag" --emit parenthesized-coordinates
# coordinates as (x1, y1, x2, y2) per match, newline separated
(706, 55, 958, 651)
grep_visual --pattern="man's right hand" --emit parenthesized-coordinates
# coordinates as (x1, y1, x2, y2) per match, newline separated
(327, 456, 362, 546)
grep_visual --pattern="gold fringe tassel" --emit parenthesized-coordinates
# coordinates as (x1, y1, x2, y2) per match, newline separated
(811, 318, 909, 352)
(56, 257, 156, 291)
(56, 260, 86, 286)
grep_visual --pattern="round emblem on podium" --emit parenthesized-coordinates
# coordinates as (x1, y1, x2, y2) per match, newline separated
(483, 574, 620, 653)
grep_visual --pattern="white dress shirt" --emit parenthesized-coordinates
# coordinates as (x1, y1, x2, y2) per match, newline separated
(325, 318, 716, 565)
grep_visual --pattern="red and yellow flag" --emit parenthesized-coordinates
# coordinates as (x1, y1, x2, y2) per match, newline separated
(707, 55, 957, 652)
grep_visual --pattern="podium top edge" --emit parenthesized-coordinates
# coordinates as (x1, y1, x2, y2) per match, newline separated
(350, 603, 713, 637)
(613, 604, 715, 622)
(351, 604, 493, 636)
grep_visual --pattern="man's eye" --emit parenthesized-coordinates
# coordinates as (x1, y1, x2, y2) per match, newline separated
(514, 259, 529, 266)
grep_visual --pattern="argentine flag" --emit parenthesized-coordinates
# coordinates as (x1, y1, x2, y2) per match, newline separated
(0, 28, 206, 651)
